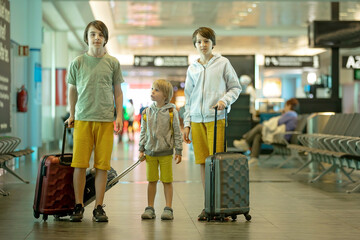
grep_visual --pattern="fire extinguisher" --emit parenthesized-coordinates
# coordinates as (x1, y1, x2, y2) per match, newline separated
(17, 85, 28, 112)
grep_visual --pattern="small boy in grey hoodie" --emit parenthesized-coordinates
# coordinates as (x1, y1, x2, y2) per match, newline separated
(139, 79, 183, 220)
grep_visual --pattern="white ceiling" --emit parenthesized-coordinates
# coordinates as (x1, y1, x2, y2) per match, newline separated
(42, 0, 360, 57)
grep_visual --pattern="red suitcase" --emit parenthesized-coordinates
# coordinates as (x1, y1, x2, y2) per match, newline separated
(33, 126, 74, 221)
(33, 125, 142, 221)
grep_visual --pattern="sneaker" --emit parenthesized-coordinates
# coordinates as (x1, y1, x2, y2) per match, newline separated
(233, 139, 250, 152)
(141, 206, 156, 219)
(198, 209, 207, 221)
(161, 207, 174, 220)
(248, 157, 258, 166)
(70, 204, 84, 222)
(92, 205, 108, 222)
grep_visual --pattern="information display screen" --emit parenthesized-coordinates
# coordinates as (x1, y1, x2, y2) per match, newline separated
(308, 21, 360, 48)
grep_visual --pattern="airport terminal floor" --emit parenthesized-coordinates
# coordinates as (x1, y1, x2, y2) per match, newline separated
(1, 133, 360, 240)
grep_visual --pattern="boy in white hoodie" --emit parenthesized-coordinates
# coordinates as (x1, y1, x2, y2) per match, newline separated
(182, 27, 241, 220)
(139, 79, 183, 220)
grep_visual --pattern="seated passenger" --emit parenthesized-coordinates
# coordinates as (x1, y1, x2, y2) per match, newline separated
(233, 98, 299, 165)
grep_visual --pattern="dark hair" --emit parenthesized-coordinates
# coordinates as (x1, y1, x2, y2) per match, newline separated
(192, 27, 216, 48)
(83, 20, 109, 46)
(286, 98, 299, 111)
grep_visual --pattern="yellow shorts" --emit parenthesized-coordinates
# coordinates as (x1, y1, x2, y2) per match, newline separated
(145, 155, 173, 183)
(72, 120, 113, 171)
(191, 120, 225, 164)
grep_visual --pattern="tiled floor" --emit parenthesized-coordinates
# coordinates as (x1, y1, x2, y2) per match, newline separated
(1, 135, 360, 240)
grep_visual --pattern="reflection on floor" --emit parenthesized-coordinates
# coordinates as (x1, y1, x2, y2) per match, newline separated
(1, 133, 360, 240)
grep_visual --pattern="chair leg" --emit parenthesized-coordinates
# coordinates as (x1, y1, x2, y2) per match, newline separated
(264, 151, 276, 161)
(1, 161, 30, 184)
(292, 155, 313, 175)
(277, 155, 294, 168)
(339, 167, 355, 183)
(346, 183, 360, 194)
(309, 164, 336, 183)
(0, 188, 9, 196)
(277, 150, 302, 168)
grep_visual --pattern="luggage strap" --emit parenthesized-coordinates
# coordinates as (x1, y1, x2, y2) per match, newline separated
(142, 108, 174, 133)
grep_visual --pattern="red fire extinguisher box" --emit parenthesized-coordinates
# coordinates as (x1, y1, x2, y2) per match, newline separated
(17, 85, 28, 112)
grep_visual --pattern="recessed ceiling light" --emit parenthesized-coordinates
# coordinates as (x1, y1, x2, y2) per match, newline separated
(239, 12, 248, 17)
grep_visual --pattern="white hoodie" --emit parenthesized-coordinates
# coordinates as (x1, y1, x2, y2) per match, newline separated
(183, 54, 242, 127)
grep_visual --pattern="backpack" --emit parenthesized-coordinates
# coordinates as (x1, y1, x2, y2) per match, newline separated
(142, 108, 174, 130)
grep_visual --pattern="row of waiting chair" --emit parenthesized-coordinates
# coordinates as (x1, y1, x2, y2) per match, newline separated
(277, 113, 360, 193)
(0, 136, 33, 196)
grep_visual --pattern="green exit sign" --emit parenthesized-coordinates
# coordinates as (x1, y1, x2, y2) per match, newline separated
(355, 69, 360, 80)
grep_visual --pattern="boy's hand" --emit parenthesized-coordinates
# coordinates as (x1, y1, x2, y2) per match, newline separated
(115, 116, 123, 135)
(183, 127, 191, 144)
(174, 155, 182, 164)
(65, 116, 75, 128)
(213, 100, 226, 110)
(139, 152, 146, 162)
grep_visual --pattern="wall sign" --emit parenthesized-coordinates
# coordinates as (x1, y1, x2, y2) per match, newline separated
(0, 0, 11, 133)
(264, 56, 319, 68)
(342, 56, 360, 69)
(354, 69, 360, 81)
(134, 55, 188, 67)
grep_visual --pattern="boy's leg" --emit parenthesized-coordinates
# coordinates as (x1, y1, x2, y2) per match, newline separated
(92, 122, 113, 222)
(191, 123, 210, 165)
(142, 155, 159, 219)
(70, 167, 87, 222)
(95, 169, 108, 206)
(147, 181, 157, 207)
(158, 155, 173, 198)
(141, 181, 157, 219)
(73, 168, 87, 205)
(159, 155, 174, 220)
(163, 182, 173, 208)
(206, 119, 226, 154)
(72, 121, 94, 204)
(70, 120, 93, 222)
(145, 155, 160, 207)
(161, 182, 174, 220)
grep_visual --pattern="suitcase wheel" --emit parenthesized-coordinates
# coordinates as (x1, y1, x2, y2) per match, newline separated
(244, 213, 251, 221)
(33, 211, 40, 219)
(43, 214, 48, 221)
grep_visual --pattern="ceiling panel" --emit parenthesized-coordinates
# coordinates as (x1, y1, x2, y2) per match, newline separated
(42, 0, 360, 55)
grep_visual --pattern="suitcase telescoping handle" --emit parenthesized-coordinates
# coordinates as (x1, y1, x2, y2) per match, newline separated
(213, 106, 228, 155)
(107, 158, 143, 187)
(61, 123, 67, 158)
(60, 123, 72, 166)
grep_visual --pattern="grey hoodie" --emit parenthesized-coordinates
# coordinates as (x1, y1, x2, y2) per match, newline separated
(139, 103, 183, 156)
